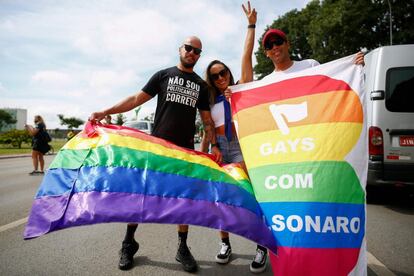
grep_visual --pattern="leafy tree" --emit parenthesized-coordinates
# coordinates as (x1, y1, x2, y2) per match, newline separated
(57, 114, 85, 130)
(254, 0, 414, 78)
(308, 0, 386, 62)
(115, 113, 126, 126)
(0, 109, 17, 130)
(0, 129, 32, 148)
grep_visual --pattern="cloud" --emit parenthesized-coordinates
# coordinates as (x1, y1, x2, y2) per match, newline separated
(0, 81, 6, 94)
(1, 0, 313, 129)
(89, 69, 137, 91)
(31, 70, 72, 87)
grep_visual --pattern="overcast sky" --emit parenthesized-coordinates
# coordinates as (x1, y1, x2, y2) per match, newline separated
(1, 0, 311, 129)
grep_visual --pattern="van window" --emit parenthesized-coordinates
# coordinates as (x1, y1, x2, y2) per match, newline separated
(385, 67, 414, 112)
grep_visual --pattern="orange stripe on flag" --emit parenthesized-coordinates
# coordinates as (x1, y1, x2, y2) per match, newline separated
(235, 90, 363, 139)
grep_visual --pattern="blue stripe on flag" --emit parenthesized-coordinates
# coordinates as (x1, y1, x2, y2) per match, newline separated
(36, 167, 260, 215)
(260, 201, 365, 248)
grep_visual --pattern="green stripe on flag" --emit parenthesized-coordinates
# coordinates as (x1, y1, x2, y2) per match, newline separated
(50, 145, 254, 195)
(50, 148, 89, 169)
(248, 161, 364, 204)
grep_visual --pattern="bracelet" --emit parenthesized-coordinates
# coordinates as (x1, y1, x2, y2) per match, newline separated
(211, 143, 219, 148)
(248, 24, 256, 29)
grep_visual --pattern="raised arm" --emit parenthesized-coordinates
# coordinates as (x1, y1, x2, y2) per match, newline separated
(25, 124, 38, 136)
(239, 1, 257, 84)
(354, 51, 365, 66)
(89, 91, 152, 122)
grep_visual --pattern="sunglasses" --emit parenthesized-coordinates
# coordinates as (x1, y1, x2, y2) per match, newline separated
(264, 37, 285, 50)
(210, 68, 228, 81)
(183, 44, 202, 55)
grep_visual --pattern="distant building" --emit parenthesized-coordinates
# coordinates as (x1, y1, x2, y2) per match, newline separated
(0, 108, 27, 132)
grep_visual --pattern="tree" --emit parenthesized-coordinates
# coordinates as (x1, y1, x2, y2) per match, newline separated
(115, 113, 126, 126)
(0, 129, 32, 148)
(57, 114, 85, 130)
(142, 112, 155, 122)
(0, 109, 17, 130)
(254, 0, 414, 78)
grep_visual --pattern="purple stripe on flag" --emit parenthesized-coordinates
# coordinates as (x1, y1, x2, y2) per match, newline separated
(24, 191, 277, 251)
(24, 194, 71, 239)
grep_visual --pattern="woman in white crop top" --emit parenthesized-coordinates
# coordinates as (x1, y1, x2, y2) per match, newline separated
(200, 2, 268, 273)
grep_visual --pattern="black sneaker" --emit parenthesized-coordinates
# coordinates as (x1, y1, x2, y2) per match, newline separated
(118, 240, 139, 270)
(175, 245, 198, 272)
(250, 247, 267, 273)
(29, 170, 40, 175)
(215, 242, 232, 264)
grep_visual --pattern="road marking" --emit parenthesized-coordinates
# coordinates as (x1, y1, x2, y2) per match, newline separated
(0, 217, 28, 233)
(367, 251, 396, 276)
(0, 216, 399, 276)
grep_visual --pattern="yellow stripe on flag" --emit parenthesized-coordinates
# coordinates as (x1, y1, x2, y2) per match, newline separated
(239, 122, 362, 169)
(63, 133, 219, 169)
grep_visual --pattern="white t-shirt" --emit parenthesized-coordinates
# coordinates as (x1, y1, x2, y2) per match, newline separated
(262, 59, 320, 81)
(211, 101, 226, 127)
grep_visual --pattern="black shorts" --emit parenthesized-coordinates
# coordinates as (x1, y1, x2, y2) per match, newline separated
(33, 141, 50, 154)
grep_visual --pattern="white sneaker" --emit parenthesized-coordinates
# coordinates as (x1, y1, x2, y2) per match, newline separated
(250, 247, 267, 273)
(215, 242, 232, 264)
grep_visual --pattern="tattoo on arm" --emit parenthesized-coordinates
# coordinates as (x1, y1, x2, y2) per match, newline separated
(203, 119, 215, 143)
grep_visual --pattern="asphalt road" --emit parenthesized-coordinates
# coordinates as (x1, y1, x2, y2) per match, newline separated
(0, 156, 413, 275)
(366, 186, 414, 276)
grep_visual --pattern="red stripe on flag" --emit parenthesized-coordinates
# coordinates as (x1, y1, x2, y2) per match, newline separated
(231, 75, 352, 114)
(270, 246, 360, 276)
(81, 122, 216, 161)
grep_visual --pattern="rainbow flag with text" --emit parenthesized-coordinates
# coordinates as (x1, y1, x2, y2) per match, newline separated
(24, 122, 276, 251)
(231, 55, 367, 276)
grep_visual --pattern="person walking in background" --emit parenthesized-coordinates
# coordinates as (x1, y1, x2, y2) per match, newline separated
(25, 115, 50, 175)
(200, 2, 268, 273)
(89, 35, 220, 273)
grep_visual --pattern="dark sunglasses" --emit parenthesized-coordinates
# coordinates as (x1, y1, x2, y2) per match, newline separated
(183, 44, 202, 55)
(210, 68, 228, 81)
(264, 37, 285, 50)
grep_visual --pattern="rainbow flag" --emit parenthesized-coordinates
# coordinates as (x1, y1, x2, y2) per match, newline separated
(231, 55, 367, 275)
(24, 122, 276, 251)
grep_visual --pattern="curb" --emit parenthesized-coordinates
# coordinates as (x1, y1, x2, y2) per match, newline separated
(0, 153, 57, 159)
(0, 154, 32, 159)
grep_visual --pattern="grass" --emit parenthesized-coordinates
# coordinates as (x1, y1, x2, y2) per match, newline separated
(0, 139, 67, 156)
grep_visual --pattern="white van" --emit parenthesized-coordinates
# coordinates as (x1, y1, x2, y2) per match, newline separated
(365, 45, 414, 186)
(124, 120, 154, 134)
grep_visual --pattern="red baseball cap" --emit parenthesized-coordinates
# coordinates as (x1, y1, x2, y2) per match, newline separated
(262, 29, 287, 47)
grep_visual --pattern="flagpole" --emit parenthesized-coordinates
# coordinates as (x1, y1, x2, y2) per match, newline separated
(387, 0, 393, 45)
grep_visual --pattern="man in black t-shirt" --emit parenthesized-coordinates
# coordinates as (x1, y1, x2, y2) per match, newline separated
(143, 65, 209, 148)
(89, 36, 221, 273)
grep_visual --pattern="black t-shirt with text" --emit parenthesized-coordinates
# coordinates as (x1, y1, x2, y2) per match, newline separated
(142, 66, 210, 149)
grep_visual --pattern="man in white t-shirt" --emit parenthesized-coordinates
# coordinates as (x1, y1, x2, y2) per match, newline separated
(223, 28, 364, 270)
(261, 28, 364, 79)
(262, 28, 319, 79)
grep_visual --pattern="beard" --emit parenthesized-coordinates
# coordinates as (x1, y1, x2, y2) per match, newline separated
(180, 56, 196, 69)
